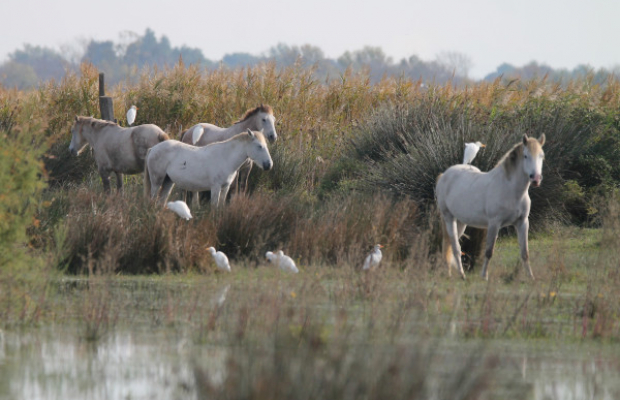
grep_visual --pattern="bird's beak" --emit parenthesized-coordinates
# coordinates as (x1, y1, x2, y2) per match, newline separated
(380, 245, 384, 248)
(480, 144, 486, 148)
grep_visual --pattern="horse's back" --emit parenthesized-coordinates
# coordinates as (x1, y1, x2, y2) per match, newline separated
(436, 165, 493, 227)
(181, 123, 227, 146)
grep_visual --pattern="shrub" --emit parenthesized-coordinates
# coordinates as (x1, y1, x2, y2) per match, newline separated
(0, 123, 48, 270)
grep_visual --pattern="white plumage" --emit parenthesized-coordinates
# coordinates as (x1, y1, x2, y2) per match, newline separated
(463, 141, 486, 164)
(363, 244, 383, 270)
(266, 250, 299, 273)
(192, 125, 205, 145)
(166, 200, 192, 220)
(126, 105, 138, 126)
(207, 247, 231, 272)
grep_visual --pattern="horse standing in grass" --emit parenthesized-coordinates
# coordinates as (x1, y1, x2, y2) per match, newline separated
(69, 116, 169, 192)
(436, 134, 546, 280)
(145, 129, 273, 207)
(179, 104, 277, 205)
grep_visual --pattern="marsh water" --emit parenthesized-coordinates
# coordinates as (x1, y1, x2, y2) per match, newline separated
(1, 278, 620, 399)
(2, 326, 620, 400)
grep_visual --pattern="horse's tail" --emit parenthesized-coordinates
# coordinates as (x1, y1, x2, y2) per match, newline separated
(441, 216, 456, 274)
(435, 172, 456, 274)
(144, 148, 152, 199)
(178, 128, 190, 141)
(158, 131, 170, 142)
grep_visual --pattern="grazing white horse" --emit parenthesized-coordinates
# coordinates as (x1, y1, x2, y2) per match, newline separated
(68, 116, 169, 192)
(179, 104, 278, 205)
(436, 134, 546, 280)
(144, 129, 273, 206)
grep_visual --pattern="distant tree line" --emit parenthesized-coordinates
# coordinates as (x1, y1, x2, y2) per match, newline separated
(0, 28, 617, 89)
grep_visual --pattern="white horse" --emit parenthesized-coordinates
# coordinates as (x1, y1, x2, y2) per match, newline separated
(180, 104, 278, 205)
(68, 116, 169, 192)
(436, 134, 546, 280)
(144, 129, 273, 206)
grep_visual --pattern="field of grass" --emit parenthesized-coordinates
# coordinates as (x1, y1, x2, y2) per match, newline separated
(1, 63, 620, 399)
(2, 224, 620, 399)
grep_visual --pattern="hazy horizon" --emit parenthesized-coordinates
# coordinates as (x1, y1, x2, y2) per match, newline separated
(2, 0, 619, 79)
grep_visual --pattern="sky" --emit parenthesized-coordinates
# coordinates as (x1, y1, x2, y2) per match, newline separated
(2, 0, 619, 79)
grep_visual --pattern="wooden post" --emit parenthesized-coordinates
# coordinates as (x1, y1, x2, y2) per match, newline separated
(98, 73, 116, 122)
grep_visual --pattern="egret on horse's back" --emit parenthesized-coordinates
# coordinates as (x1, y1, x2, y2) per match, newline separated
(436, 134, 546, 280)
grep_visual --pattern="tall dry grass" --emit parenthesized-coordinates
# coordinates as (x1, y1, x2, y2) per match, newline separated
(0, 62, 618, 274)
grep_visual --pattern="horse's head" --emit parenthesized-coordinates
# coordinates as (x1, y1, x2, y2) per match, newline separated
(68, 116, 88, 156)
(245, 129, 273, 171)
(522, 134, 546, 187)
(241, 104, 277, 143)
(257, 110, 277, 143)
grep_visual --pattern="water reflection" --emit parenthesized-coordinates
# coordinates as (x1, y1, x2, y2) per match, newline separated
(1, 327, 619, 400)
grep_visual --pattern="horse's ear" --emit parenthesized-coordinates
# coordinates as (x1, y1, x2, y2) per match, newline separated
(522, 134, 529, 145)
(246, 128, 254, 137)
(539, 133, 546, 146)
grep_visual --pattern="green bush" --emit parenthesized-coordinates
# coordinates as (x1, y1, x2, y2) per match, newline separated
(0, 123, 48, 270)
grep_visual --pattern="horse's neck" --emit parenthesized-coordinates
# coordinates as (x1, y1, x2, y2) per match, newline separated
(208, 138, 248, 170)
(81, 126, 99, 146)
(230, 116, 258, 134)
(491, 161, 530, 196)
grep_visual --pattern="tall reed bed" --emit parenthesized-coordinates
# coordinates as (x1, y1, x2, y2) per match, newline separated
(0, 62, 618, 275)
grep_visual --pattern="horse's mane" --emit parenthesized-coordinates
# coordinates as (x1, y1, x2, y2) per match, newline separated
(496, 136, 543, 178)
(234, 104, 273, 124)
(229, 130, 268, 145)
(76, 116, 119, 130)
(495, 142, 523, 178)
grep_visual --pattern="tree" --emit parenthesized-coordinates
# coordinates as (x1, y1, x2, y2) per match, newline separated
(9, 44, 70, 83)
(0, 62, 39, 89)
(435, 51, 472, 78)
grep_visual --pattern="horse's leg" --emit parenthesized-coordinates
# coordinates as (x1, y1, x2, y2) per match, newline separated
(99, 168, 111, 192)
(480, 224, 500, 280)
(210, 186, 222, 207)
(445, 217, 466, 279)
(158, 175, 175, 206)
(115, 172, 123, 194)
(220, 183, 231, 205)
(242, 162, 253, 196)
(516, 218, 535, 280)
(192, 191, 200, 208)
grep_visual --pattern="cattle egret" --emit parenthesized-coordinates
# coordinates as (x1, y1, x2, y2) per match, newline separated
(363, 244, 383, 270)
(166, 200, 192, 220)
(207, 246, 231, 272)
(463, 141, 486, 164)
(266, 250, 299, 273)
(192, 125, 205, 145)
(126, 105, 138, 126)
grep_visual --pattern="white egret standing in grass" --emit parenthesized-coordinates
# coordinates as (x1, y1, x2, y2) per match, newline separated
(192, 125, 204, 145)
(166, 200, 192, 220)
(463, 141, 486, 164)
(362, 244, 383, 270)
(207, 247, 231, 272)
(266, 250, 299, 273)
(126, 105, 138, 126)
